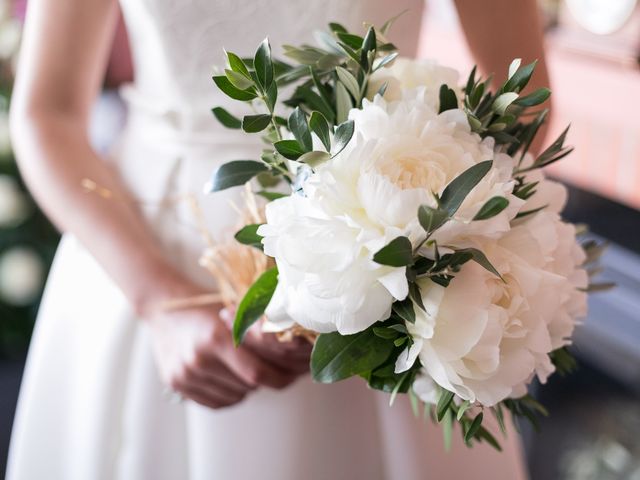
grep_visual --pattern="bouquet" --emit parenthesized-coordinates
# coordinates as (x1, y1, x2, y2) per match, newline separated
(205, 17, 606, 450)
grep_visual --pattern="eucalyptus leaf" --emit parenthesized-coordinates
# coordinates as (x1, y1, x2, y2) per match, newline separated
(288, 107, 313, 151)
(335, 82, 353, 124)
(233, 267, 279, 345)
(373, 236, 413, 267)
(332, 120, 354, 157)
(492, 92, 519, 115)
(309, 111, 331, 151)
(392, 297, 416, 324)
(212, 76, 257, 101)
(418, 205, 449, 233)
(454, 247, 503, 280)
(437, 390, 455, 422)
(439, 84, 458, 113)
(225, 69, 254, 90)
(514, 88, 550, 107)
(298, 151, 331, 167)
(465, 412, 484, 443)
(473, 196, 509, 220)
(274, 140, 305, 160)
(254, 38, 274, 91)
(502, 60, 537, 93)
(255, 190, 287, 201)
(242, 114, 272, 133)
(226, 50, 251, 78)
(373, 52, 398, 71)
(336, 67, 361, 101)
(211, 107, 242, 129)
(207, 160, 268, 192)
(440, 160, 493, 217)
(336, 32, 364, 50)
(311, 329, 394, 383)
(234, 224, 264, 249)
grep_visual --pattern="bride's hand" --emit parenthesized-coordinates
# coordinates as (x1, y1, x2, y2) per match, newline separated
(219, 309, 312, 376)
(146, 299, 299, 410)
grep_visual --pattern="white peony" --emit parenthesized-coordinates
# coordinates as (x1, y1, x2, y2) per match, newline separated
(260, 93, 524, 335)
(367, 58, 461, 110)
(399, 205, 588, 406)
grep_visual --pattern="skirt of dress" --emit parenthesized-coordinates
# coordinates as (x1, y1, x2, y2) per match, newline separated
(6, 100, 530, 480)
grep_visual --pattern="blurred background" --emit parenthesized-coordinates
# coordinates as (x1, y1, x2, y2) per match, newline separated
(0, 0, 638, 478)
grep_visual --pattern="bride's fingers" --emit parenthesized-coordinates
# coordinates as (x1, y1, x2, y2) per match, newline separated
(219, 342, 297, 390)
(178, 382, 245, 409)
(191, 355, 255, 394)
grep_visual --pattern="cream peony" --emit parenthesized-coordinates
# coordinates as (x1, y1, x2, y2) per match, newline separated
(259, 92, 524, 335)
(399, 206, 588, 406)
(367, 58, 461, 109)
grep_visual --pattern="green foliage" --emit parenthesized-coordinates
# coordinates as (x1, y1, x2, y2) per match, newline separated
(206, 160, 269, 192)
(233, 267, 279, 345)
(234, 224, 264, 250)
(372, 236, 413, 267)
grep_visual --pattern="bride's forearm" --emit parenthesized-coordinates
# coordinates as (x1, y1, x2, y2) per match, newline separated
(11, 110, 190, 316)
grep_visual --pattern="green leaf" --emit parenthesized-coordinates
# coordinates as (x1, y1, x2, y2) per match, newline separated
(311, 329, 394, 383)
(274, 140, 305, 160)
(456, 400, 472, 421)
(265, 81, 278, 112)
(298, 151, 331, 167)
(212, 76, 257, 101)
(503, 60, 537, 93)
(514, 88, 550, 107)
(376, 82, 388, 98)
(465, 65, 477, 94)
(254, 38, 274, 91)
(408, 282, 426, 312)
(393, 337, 407, 347)
(336, 67, 360, 101)
(332, 120, 354, 157)
(442, 409, 454, 452)
(493, 405, 506, 434)
(255, 190, 287, 201)
(288, 107, 313, 151)
(233, 267, 279, 345)
(207, 160, 269, 192)
(374, 52, 398, 71)
(455, 247, 503, 280)
(381, 9, 409, 35)
(389, 370, 412, 406)
(515, 205, 547, 219)
(437, 390, 455, 422)
(508, 58, 521, 80)
(372, 327, 399, 340)
(439, 84, 458, 113)
(418, 205, 449, 233)
(373, 236, 413, 267)
(492, 92, 519, 115)
(465, 412, 484, 443)
(335, 82, 353, 124)
(234, 224, 264, 249)
(226, 50, 251, 78)
(476, 426, 502, 451)
(392, 297, 416, 324)
(329, 22, 348, 34)
(336, 32, 364, 49)
(440, 161, 493, 217)
(211, 107, 242, 129)
(242, 114, 272, 133)
(225, 69, 254, 90)
(473, 196, 509, 220)
(309, 111, 331, 151)
(360, 26, 376, 68)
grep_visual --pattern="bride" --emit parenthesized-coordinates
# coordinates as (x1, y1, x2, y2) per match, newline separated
(7, 0, 547, 478)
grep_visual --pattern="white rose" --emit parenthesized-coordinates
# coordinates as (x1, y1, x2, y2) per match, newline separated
(398, 209, 587, 406)
(367, 58, 461, 109)
(0, 175, 29, 226)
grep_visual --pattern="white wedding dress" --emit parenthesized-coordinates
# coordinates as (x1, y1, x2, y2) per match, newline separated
(7, 1, 529, 479)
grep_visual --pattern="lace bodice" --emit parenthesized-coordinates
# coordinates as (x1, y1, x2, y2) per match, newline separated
(118, 0, 424, 134)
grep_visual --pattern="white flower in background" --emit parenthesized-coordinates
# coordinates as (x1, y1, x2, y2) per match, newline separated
(0, 174, 29, 226)
(0, 247, 44, 306)
(400, 207, 588, 406)
(0, 110, 12, 157)
(367, 58, 461, 109)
